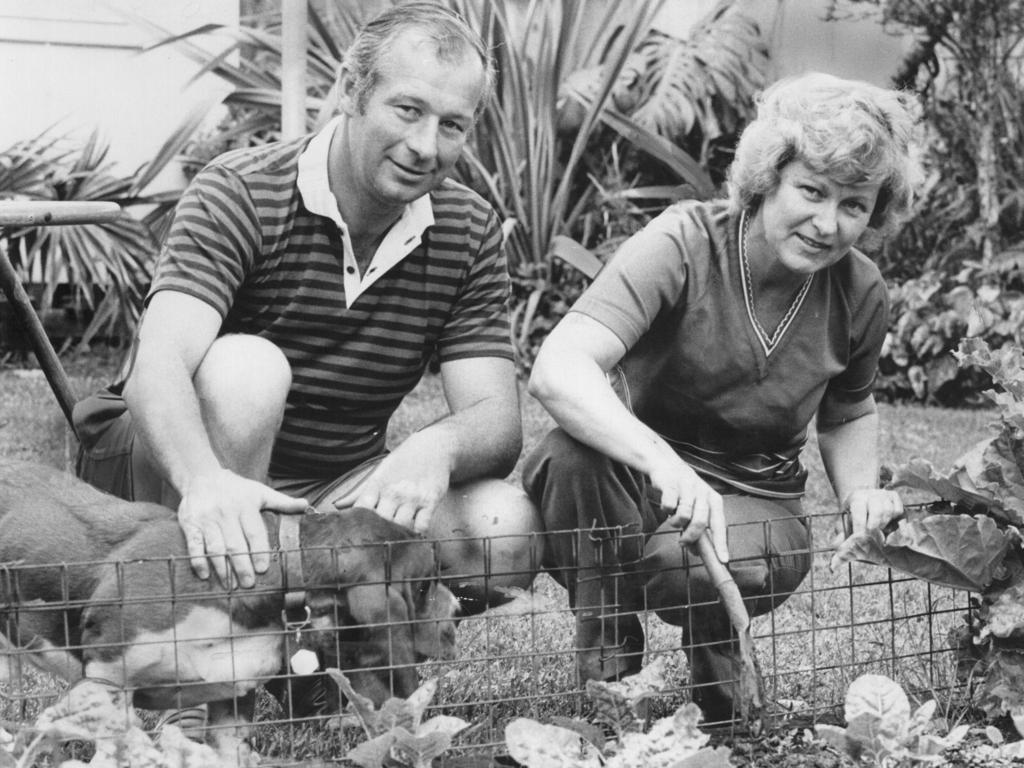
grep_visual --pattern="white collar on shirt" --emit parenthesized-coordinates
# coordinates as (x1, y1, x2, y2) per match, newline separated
(296, 115, 434, 307)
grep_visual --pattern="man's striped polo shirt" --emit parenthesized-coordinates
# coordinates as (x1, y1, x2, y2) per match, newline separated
(150, 134, 513, 481)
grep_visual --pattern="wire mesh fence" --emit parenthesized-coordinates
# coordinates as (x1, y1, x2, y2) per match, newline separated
(1, 507, 969, 766)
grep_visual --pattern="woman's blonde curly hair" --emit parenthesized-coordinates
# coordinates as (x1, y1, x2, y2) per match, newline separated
(728, 72, 922, 245)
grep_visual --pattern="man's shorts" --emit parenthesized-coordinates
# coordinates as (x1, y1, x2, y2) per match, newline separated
(73, 386, 137, 501)
(73, 386, 384, 507)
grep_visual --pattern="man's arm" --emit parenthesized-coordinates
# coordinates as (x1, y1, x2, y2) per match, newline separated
(337, 355, 521, 532)
(123, 290, 307, 587)
(438, 355, 522, 480)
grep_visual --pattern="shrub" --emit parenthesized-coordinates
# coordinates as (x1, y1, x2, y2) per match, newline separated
(876, 260, 1024, 406)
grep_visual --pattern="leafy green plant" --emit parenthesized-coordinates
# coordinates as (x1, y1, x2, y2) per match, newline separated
(0, 118, 205, 349)
(503, 658, 732, 767)
(0, 679, 225, 768)
(814, 674, 968, 765)
(837, 337, 1024, 725)
(831, 1, 1024, 280)
(327, 669, 469, 768)
(454, 0, 767, 367)
(3, 133, 154, 339)
(876, 263, 1024, 406)
(560, 1, 767, 173)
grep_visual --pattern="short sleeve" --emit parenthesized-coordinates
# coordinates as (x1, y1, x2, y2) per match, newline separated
(570, 206, 699, 349)
(435, 207, 514, 363)
(824, 263, 889, 403)
(147, 165, 261, 317)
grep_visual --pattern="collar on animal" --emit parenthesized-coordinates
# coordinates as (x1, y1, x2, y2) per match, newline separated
(279, 509, 313, 634)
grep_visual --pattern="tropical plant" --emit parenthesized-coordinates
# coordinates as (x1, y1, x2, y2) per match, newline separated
(452, 0, 768, 366)
(0, 131, 155, 347)
(0, 102, 221, 350)
(559, 1, 768, 173)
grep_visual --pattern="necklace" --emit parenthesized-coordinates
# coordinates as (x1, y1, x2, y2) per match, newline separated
(738, 209, 813, 357)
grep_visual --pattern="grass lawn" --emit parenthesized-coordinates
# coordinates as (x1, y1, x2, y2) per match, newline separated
(0, 351, 998, 764)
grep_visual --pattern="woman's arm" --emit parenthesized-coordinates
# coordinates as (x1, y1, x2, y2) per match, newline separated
(529, 312, 729, 561)
(817, 396, 902, 535)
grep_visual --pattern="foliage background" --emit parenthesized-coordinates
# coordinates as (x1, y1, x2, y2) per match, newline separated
(3, 0, 1024, 406)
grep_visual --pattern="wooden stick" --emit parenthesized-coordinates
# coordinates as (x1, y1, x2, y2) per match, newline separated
(0, 200, 123, 434)
(0, 244, 77, 432)
(696, 532, 766, 731)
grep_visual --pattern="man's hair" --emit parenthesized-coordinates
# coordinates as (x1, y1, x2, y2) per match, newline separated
(342, 2, 496, 119)
(727, 72, 921, 243)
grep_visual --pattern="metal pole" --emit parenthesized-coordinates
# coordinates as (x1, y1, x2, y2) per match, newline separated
(0, 201, 124, 434)
(281, 0, 308, 140)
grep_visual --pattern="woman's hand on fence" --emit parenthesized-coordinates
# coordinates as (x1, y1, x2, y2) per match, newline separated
(843, 487, 904, 535)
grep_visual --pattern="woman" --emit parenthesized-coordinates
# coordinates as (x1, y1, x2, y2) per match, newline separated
(523, 73, 918, 722)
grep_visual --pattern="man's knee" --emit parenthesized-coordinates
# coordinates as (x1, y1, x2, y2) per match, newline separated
(195, 335, 291, 431)
(432, 479, 543, 608)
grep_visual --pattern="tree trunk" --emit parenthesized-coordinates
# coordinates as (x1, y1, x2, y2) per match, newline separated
(977, 120, 1000, 264)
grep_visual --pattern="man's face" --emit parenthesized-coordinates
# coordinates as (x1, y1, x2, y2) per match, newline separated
(337, 31, 485, 212)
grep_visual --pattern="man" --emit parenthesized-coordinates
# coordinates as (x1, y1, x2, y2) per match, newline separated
(74, 2, 538, 643)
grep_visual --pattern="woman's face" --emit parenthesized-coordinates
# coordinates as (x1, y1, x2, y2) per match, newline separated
(757, 160, 882, 275)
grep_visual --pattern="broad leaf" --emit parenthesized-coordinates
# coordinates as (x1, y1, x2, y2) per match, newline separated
(33, 679, 137, 741)
(585, 656, 669, 736)
(345, 732, 396, 768)
(890, 457, 1014, 522)
(956, 432, 1024, 523)
(504, 718, 593, 768)
(844, 674, 910, 756)
(979, 650, 1024, 715)
(389, 727, 452, 768)
(549, 234, 603, 281)
(955, 337, 1024, 400)
(586, 679, 640, 736)
(982, 582, 1024, 639)
(831, 514, 1016, 591)
(416, 715, 470, 740)
(547, 716, 606, 751)
(814, 723, 850, 752)
(326, 669, 440, 738)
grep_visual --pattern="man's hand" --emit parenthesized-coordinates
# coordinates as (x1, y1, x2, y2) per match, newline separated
(177, 468, 309, 588)
(843, 488, 903, 536)
(332, 431, 453, 533)
(648, 457, 729, 563)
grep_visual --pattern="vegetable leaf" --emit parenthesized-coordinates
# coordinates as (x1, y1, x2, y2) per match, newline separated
(831, 514, 1017, 591)
(505, 718, 595, 768)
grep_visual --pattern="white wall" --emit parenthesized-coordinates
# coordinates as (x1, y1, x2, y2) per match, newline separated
(653, 0, 909, 86)
(0, 0, 237, 180)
